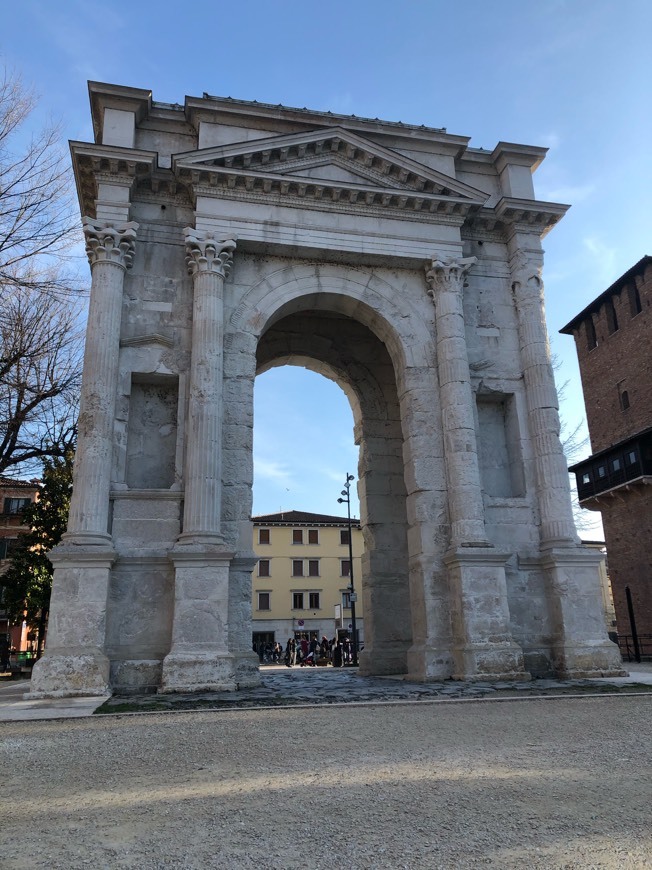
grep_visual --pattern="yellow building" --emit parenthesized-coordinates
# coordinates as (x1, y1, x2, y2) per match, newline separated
(251, 510, 364, 653)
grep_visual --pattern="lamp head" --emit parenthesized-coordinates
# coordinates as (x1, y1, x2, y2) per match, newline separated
(337, 497, 344, 504)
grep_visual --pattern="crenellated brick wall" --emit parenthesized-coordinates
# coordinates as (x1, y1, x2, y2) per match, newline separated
(562, 256, 652, 641)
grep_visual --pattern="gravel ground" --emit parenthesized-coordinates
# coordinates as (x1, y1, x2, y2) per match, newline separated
(1, 695, 651, 869)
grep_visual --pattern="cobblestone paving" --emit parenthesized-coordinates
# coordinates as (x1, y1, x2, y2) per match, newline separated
(98, 664, 650, 714)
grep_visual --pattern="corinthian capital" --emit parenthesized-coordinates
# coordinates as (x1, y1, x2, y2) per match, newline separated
(509, 250, 544, 299)
(82, 217, 138, 269)
(184, 229, 237, 279)
(425, 256, 477, 301)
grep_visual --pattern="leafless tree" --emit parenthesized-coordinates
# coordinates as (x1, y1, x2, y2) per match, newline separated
(0, 67, 82, 297)
(0, 68, 84, 475)
(552, 354, 593, 532)
(0, 284, 82, 475)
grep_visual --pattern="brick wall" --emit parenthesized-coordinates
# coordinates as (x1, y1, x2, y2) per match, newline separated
(565, 258, 652, 641)
(572, 261, 652, 453)
(601, 490, 652, 638)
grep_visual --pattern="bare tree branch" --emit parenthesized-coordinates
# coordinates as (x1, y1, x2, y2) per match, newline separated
(0, 69, 85, 475)
(0, 67, 83, 299)
(0, 282, 82, 476)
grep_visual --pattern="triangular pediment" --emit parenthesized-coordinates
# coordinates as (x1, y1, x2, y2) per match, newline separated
(275, 159, 385, 188)
(172, 127, 489, 218)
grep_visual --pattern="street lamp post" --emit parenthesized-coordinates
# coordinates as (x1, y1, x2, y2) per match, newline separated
(337, 473, 358, 667)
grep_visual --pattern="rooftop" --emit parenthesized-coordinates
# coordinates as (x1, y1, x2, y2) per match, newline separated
(560, 254, 652, 334)
(252, 510, 360, 526)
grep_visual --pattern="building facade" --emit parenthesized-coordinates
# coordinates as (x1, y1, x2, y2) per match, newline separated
(562, 256, 652, 650)
(30, 81, 622, 699)
(251, 511, 363, 650)
(0, 478, 39, 660)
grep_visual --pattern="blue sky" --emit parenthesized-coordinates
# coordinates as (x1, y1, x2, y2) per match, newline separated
(4, 0, 650, 529)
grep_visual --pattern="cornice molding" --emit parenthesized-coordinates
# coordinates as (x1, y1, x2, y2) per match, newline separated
(494, 196, 569, 238)
(183, 96, 470, 154)
(173, 126, 488, 203)
(192, 183, 468, 227)
(70, 142, 158, 219)
(88, 81, 152, 144)
(119, 333, 175, 349)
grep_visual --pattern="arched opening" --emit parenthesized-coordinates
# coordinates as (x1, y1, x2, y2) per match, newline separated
(251, 365, 362, 664)
(252, 305, 413, 676)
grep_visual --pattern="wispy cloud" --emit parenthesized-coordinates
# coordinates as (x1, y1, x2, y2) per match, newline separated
(539, 131, 561, 150)
(254, 458, 295, 486)
(582, 236, 618, 284)
(538, 183, 595, 205)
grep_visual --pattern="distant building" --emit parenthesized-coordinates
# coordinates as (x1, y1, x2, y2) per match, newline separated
(251, 510, 364, 651)
(561, 255, 652, 651)
(0, 477, 39, 657)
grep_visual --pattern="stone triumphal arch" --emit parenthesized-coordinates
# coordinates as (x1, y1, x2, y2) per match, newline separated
(30, 82, 622, 697)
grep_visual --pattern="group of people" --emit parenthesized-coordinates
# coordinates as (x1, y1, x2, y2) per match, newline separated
(284, 635, 355, 668)
(253, 636, 356, 667)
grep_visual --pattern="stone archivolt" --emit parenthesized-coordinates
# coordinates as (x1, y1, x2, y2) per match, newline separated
(29, 83, 624, 699)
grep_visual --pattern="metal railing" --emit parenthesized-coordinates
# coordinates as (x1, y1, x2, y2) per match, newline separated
(618, 634, 652, 662)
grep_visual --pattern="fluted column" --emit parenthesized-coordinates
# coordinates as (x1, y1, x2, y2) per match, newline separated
(424, 256, 527, 681)
(508, 248, 579, 546)
(29, 218, 137, 698)
(425, 257, 488, 547)
(66, 218, 138, 545)
(179, 230, 236, 545)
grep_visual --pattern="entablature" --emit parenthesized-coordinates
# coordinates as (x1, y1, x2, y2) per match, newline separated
(70, 142, 158, 218)
(172, 126, 488, 224)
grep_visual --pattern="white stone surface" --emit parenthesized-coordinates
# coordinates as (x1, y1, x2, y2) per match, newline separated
(33, 84, 624, 698)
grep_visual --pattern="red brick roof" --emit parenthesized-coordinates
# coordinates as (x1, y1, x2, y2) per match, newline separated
(0, 477, 39, 490)
(252, 510, 360, 526)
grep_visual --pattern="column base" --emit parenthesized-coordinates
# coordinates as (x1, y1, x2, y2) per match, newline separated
(406, 644, 454, 681)
(27, 649, 111, 699)
(159, 651, 237, 693)
(542, 545, 627, 679)
(358, 643, 409, 676)
(445, 547, 530, 682)
(61, 531, 114, 547)
(109, 659, 163, 695)
(233, 652, 262, 689)
(451, 643, 531, 682)
(552, 643, 626, 679)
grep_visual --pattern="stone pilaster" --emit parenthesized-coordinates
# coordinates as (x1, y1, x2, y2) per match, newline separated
(508, 247, 579, 546)
(425, 256, 487, 547)
(178, 230, 236, 545)
(29, 218, 137, 698)
(161, 230, 241, 693)
(425, 257, 527, 681)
